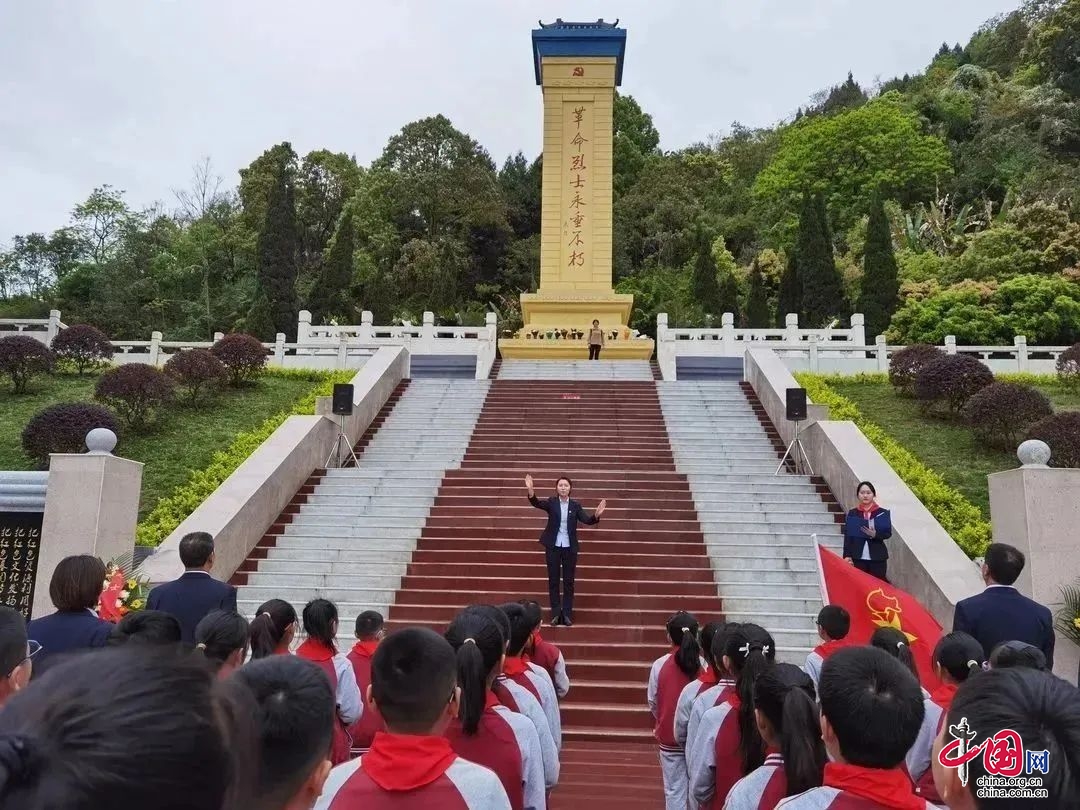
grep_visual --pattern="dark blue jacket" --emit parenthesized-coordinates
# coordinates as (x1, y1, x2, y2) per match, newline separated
(147, 571, 237, 645)
(27, 610, 113, 671)
(528, 494, 600, 551)
(953, 585, 1055, 669)
(842, 506, 893, 561)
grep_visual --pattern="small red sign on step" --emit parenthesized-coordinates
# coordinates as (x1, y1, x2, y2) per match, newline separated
(561, 394, 581, 400)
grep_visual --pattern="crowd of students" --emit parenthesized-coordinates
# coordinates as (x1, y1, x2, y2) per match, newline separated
(3, 527, 1079, 810)
(0, 540, 572, 810)
(648, 605, 1080, 810)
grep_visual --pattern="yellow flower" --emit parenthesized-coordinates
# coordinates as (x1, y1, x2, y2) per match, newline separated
(126, 579, 137, 590)
(131, 599, 145, 610)
(1073, 617, 1080, 630)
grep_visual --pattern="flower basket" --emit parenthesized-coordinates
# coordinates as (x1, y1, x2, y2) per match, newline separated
(1056, 579, 1080, 682)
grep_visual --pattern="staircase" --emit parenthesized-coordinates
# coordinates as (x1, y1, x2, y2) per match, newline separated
(388, 360, 722, 809)
(658, 380, 845, 663)
(233, 379, 489, 632)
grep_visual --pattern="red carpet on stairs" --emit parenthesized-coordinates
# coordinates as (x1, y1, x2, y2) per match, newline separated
(388, 379, 724, 809)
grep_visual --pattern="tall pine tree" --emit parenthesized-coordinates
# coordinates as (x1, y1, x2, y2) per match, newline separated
(776, 252, 801, 326)
(690, 226, 723, 318)
(307, 205, 357, 324)
(251, 156, 300, 340)
(745, 258, 771, 328)
(798, 192, 847, 326)
(858, 193, 900, 339)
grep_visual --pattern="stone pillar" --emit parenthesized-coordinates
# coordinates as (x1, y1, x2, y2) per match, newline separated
(273, 333, 286, 366)
(944, 335, 957, 355)
(33, 430, 143, 618)
(149, 331, 163, 366)
(1014, 335, 1029, 373)
(720, 313, 736, 356)
(46, 310, 62, 344)
(297, 310, 312, 343)
(784, 314, 800, 344)
(875, 335, 888, 372)
(988, 440, 1080, 684)
(850, 313, 866, 346)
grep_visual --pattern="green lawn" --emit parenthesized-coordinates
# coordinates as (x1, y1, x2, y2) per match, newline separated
(830, 380, 1080, 516)
(0, 372, 319, 518)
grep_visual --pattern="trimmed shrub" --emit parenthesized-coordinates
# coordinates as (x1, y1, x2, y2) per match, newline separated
(0, 335, 56, 393)
(797, 373, 992, 557)
(210, 333, 268, 386)
(913, 354, 994, 417)
(21, 403, 122, 468)
(164, 349, 227, 406)
(1025, 412, 1080, 469)
(964, 382, 1053, 450)
(888, 343, 945, 395)
(95, 364, 175, 430)
(1057, 343, 1080, 390)
(50, 324, 114, 374)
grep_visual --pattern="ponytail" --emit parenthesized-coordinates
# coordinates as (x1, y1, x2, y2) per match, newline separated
(194, 610, 249, 671)
(445, 612, 506, 736)
(249, 599, 296, 660)
(666, 612, 701, 678)
(934, 631, 986, 683)
(725, 623, 776, 775)
(870, 626, 920, 682)
(754, 664, 826, 797)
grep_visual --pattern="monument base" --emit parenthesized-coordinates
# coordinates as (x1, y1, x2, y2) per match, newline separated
(499, 337, 654, 360)
(510, 291, 653, 359)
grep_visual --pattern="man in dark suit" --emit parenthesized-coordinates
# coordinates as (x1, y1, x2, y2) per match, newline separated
(148, 532, 237, 645)
(952, 542, 1055, 668)
(525, 474, 606, 627)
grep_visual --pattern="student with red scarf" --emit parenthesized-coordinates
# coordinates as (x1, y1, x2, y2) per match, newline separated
(519, 600, 570, 698)
(674, 621, 725, 749)
(648, 612, 703, 810)
(499, 603, 562, 751)
(906, 632, 985, 804)
(347, 610, 386, 753)
(314, 627, 511, 809)
(776, 647, 933, 810)
(724, 664, 825, 809)
(803, 605, 851, 691)
(684, 623, 740, 760)
(295, 599, 362, 766)
(843, 481, 893, 581)
(688, 624, 776, 810)
(445, 611, 546, 810)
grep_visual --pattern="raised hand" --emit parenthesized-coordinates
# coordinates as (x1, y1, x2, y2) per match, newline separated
(525, 474, 534, 493)
(595, 499, 607, 517)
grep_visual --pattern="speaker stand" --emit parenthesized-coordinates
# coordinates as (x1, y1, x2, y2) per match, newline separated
(775, 419, 814, 476)
(325, 414, 360, 469)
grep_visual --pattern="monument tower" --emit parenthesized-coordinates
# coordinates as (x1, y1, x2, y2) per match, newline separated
(500, 19, 654, 360)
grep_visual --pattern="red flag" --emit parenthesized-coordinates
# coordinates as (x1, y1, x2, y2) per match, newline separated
(815, 543, 943, 691)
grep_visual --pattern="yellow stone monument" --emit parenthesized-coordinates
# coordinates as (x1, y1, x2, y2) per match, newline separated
(500, 19, 654, 360)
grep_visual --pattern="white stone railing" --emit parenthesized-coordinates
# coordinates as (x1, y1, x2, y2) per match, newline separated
(0, 310, 66, 343)
(656, 312, 1070, 379)
(0, 309, 498, 378)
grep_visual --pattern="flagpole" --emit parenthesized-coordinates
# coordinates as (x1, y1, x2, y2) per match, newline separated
(811, 532, 830, 605)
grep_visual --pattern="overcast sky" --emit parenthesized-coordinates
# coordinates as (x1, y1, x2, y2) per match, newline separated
(1, 0, 1022, 241)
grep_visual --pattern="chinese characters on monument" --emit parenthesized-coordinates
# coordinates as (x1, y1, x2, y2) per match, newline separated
(0, 511, 43, 620)
(563, 99, 593, 272)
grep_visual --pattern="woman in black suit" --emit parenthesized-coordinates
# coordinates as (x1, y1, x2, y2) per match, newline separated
(26, 555, 113, 672)
(842, 481, 893, 582)
(526, 474, 606, 627)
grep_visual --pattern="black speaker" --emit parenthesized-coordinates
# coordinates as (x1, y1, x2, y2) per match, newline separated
(786, 387, 807, 421)
(332, 383, 354, 416)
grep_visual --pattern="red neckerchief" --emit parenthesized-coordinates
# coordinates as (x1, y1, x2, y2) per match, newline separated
(929, 682, 958, 710)
(296, 638, 336, 662)
(502, 655, 530, 678)
(363, 732, 457, 791)
(351, 640, 379, 659)
(484, 691, 501, 711)
(823, 762, 925, 810)
(813, 638, 849, 658)
(697, 665, 719, 686)
(858, 502, 881, 520)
